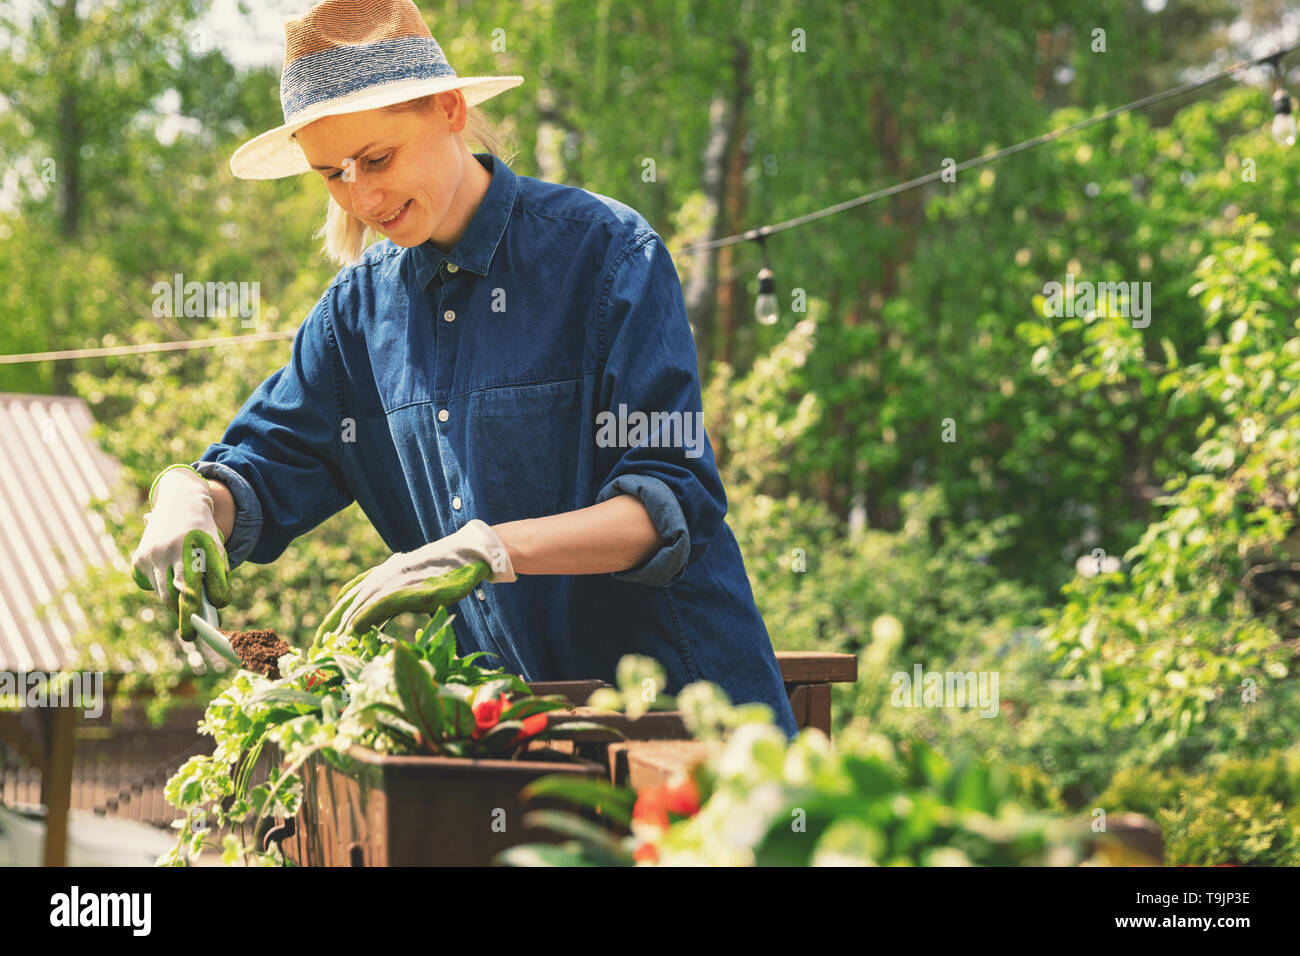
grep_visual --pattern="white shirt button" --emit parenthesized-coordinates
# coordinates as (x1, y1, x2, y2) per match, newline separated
(475, 588, 485, 601)
(443, 309, 455, 323)
(437, 409, 449, 422)
(446, 263, 459, 274)
(452, 496, 462, 510)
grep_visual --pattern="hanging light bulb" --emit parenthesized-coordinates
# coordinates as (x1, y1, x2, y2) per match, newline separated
(1268, 53, 1296, 146)
(752, 229, 779, 325)
(755, 266, 779, 325)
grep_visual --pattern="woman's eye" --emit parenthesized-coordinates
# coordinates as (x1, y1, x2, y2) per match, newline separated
(327, 154, 391, 182)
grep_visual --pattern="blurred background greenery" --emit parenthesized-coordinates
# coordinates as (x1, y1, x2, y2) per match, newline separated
(3, 0, 1300, 863)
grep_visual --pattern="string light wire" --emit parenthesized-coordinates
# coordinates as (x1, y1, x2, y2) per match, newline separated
(674, 42, 1300, 256)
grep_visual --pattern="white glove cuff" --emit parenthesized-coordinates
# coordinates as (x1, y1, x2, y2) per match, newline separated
(458, 519, 517, 583)
(151, 464, 212, 510)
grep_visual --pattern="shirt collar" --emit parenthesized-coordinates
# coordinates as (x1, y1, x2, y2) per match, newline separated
(407, 152, 517, 289)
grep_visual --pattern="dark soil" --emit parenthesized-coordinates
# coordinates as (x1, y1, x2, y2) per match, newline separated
(224, 628, 291, 678)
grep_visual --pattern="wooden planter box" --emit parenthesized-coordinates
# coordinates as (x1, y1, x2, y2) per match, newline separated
(269, 654, 859, 866)
(275, 745, 603, 867)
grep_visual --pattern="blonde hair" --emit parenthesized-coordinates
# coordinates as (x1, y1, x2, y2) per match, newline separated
(310, 94, 514, 267)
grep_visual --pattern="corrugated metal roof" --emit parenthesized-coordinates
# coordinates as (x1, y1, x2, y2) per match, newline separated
(0, 393, 230, 674)
(0, 393, 126, 671)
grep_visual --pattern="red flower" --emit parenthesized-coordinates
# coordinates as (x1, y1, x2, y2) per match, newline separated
(633, 841, 659, 864)
(515, 711, 548, 743)
(632, 777, 701, 834)
(632, 785, 671, 830)
(471, 698, 504, 739)
(664, 777, 700, 817)
(305, 669, 329, 691)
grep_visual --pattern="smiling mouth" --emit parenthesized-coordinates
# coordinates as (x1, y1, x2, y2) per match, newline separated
(377, 200, 411, 226)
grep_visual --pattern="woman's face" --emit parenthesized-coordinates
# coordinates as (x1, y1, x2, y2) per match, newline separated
(294, 92, 469, 248)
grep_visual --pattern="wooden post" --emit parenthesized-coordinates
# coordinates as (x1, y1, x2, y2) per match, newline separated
(775, 652, 857, 738)
(41, 705, 77, 867)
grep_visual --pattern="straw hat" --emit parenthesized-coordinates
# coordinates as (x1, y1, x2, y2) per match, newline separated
(230, 0, 523, 180)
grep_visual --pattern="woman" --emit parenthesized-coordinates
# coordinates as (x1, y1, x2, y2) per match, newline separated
(130, 0, 798, 738)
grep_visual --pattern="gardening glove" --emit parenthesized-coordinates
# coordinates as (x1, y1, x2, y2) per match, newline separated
(319, 519, 515, 639)
(130, 464, 232, 642)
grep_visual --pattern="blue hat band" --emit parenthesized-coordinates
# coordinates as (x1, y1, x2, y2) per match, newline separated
(280, 35, 458, 121)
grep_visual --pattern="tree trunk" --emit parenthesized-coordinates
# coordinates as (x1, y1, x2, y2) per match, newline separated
(55, 0, 82, 239)
(533, 80, 569, 184)
(713, 38, 751, 369)
(685, 92, 734, 376)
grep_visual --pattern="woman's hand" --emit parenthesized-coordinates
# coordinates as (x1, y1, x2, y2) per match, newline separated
(318, 519, 515, 638)
(130, 464, 232, 641)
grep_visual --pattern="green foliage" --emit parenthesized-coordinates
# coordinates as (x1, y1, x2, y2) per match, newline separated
(854, 630, 1138, 806)
(1039, 218, 1300, 768)
(160, 612, 616, 865)
(706, 314, 1047, 663)
(501, 668, 1090, 867)
(1100, 752, 1300, 865)
(1160, 793, 1299, 866)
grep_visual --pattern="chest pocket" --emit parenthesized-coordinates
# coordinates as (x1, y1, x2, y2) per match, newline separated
(466, 378, 587, 524)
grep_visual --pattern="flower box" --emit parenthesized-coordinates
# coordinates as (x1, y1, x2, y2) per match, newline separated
(265, 655, 860, 867)
(275, 744, 604, 867)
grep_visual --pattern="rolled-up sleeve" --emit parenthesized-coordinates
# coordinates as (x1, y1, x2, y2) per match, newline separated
(594, 232, 727, 587)
(195, 292, 354, 569)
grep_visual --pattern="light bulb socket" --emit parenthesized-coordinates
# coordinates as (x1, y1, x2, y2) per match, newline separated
(1275, 88, 1293, 116)
(757, 267, 775, 294)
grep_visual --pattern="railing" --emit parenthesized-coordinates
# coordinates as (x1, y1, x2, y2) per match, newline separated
(0, 701, 274, 830)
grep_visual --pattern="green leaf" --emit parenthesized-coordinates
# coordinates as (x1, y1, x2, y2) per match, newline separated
(500, 696, 571, 722)
(1160, 337, 1179, 370)
(425, 617, 456, 681)
(1015, 321, 1054, 347)
(479, 720, 525, 756)
(355, 701, 410, 722)
(529, 721, 625, 743)
(276, 661, 329, 685)
(331, 653, 364, 682)
(438, 682, 475, 738)
(474, 677, 516, 705)
(520, 810, 633, 865)
(507, 674, 532, 695)
(494, 842, 603, 867)
(393, 642, 444, 742)
(246, 687, 324, 709)
(416, 607, 452, 650)
(377, 722, 423, 753)
(520, 774, 636, 827)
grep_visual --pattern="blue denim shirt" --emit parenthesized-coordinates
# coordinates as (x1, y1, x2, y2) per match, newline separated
(195, 152, 797, 737)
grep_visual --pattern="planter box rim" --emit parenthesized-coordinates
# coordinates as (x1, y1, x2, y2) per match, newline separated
(337, 743, 601, 774)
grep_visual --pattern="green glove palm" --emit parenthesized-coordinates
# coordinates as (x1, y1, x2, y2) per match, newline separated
(315, 519, 515, 642)
(315, 561, 488, 643)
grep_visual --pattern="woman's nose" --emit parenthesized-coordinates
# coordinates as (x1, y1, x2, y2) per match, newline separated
(348, 172, 382, 217)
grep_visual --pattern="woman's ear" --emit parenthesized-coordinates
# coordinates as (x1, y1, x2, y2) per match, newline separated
(439, 89, 469, 133)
